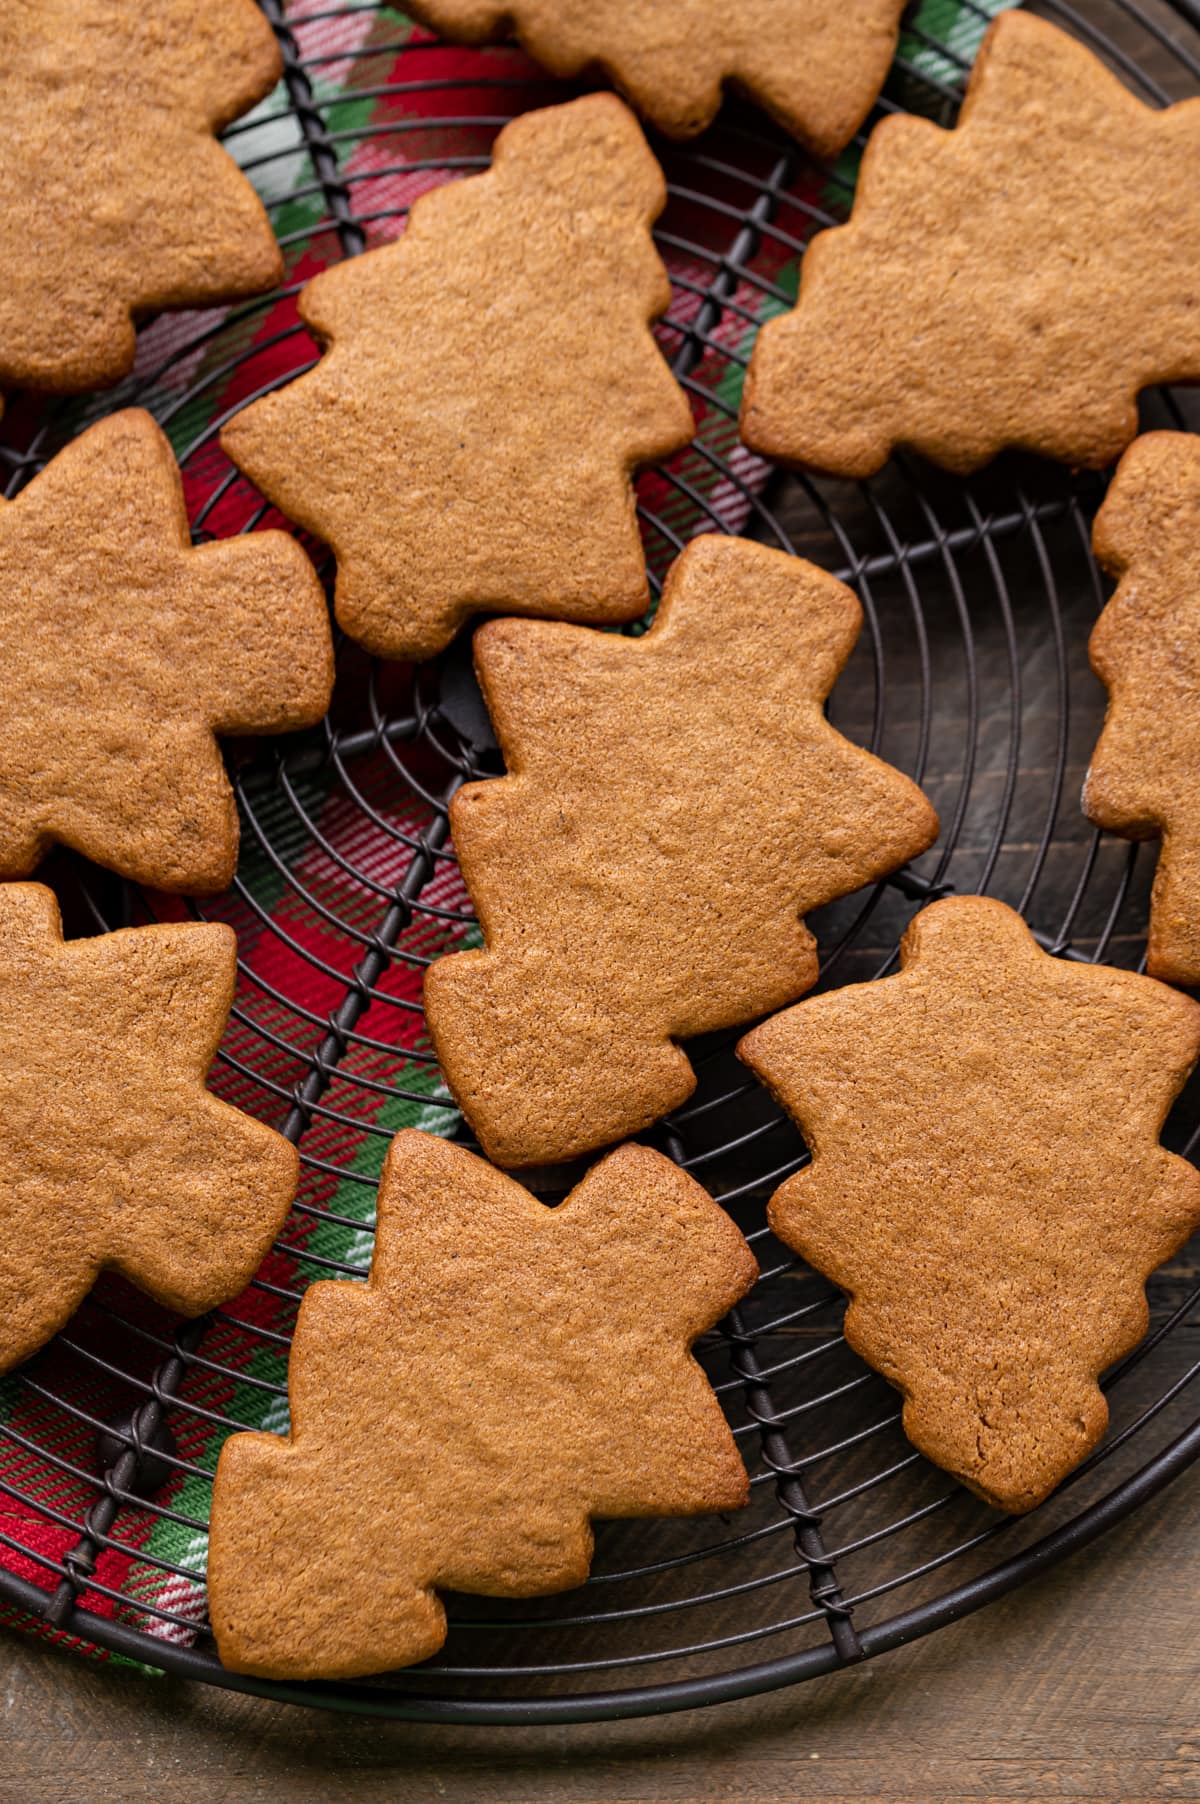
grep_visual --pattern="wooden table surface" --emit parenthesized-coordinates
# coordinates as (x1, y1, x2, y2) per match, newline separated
(3, 1466, 1198, 1803)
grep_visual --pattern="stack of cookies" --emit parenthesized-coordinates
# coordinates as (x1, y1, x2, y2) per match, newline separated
(2, 0, 1199, 1683)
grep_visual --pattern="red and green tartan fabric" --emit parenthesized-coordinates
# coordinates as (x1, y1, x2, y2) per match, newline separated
(0, 0, 1018, 1672)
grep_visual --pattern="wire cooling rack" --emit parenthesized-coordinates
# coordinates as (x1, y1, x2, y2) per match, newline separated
(1, 0, 1199, 1725)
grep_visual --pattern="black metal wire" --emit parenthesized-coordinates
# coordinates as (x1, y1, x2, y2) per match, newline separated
(0, 0, 1198, 1725)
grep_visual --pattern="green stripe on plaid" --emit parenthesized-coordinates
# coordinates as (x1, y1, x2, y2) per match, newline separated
(903, 0, 1020, 87)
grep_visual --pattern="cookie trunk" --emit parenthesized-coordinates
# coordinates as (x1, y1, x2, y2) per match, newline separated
(424, 950, 698, 1167)
(209, 1434, 450, 1680)
(1147, 829, 1200, 988)
(897, 1366, 1111, 1517)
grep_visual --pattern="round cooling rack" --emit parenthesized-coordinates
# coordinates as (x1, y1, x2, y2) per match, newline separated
(2, 0, 1200, 1725)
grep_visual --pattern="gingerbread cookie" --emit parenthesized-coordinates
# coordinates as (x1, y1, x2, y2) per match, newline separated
(208, 1130, 754, 1679)
(739, 896, 1200, 1513)
(741, 12, 1200, 479)
(0, 409, 333, 894)
(1085, 433, 1200, 987)
(0, 0, 283, 401)
(0, 883, 298, 1373)
(405, 1, 906, 157)
(423, 534, 938, 1168)
(222, 93, 693, 663)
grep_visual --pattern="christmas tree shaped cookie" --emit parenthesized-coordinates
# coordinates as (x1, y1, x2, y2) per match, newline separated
(741, 12, 1200, 478)
(739, 896, 1200, 1513)
(222, 94, 694, 663)
(1086, 434, 1200, 988)
(208, 1131, 755, 1680)
(0, 884, 298, 1373)
(405, 0, 906, 157)
(0, 0, 283, 402)
(424, 535, 938, 1167)
(0, 409, 333, 893)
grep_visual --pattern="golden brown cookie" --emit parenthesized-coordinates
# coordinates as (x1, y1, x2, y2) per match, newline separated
(405, 0, 907, 157)
(1085, 433, 1200, 989)
(0, 409, 334, 894)
(221, 93, 693, 663)
(208, 1129, 755, 1680)
(423, 534, 938, 1168)
(741, 11, 1200, 479)
(738, 896, 1200, 1514)
(0, 882, 298, 1374)
(0, 0, 283, 400)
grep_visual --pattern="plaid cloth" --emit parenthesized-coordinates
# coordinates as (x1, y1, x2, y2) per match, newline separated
(0, 0, 1018, 1672)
